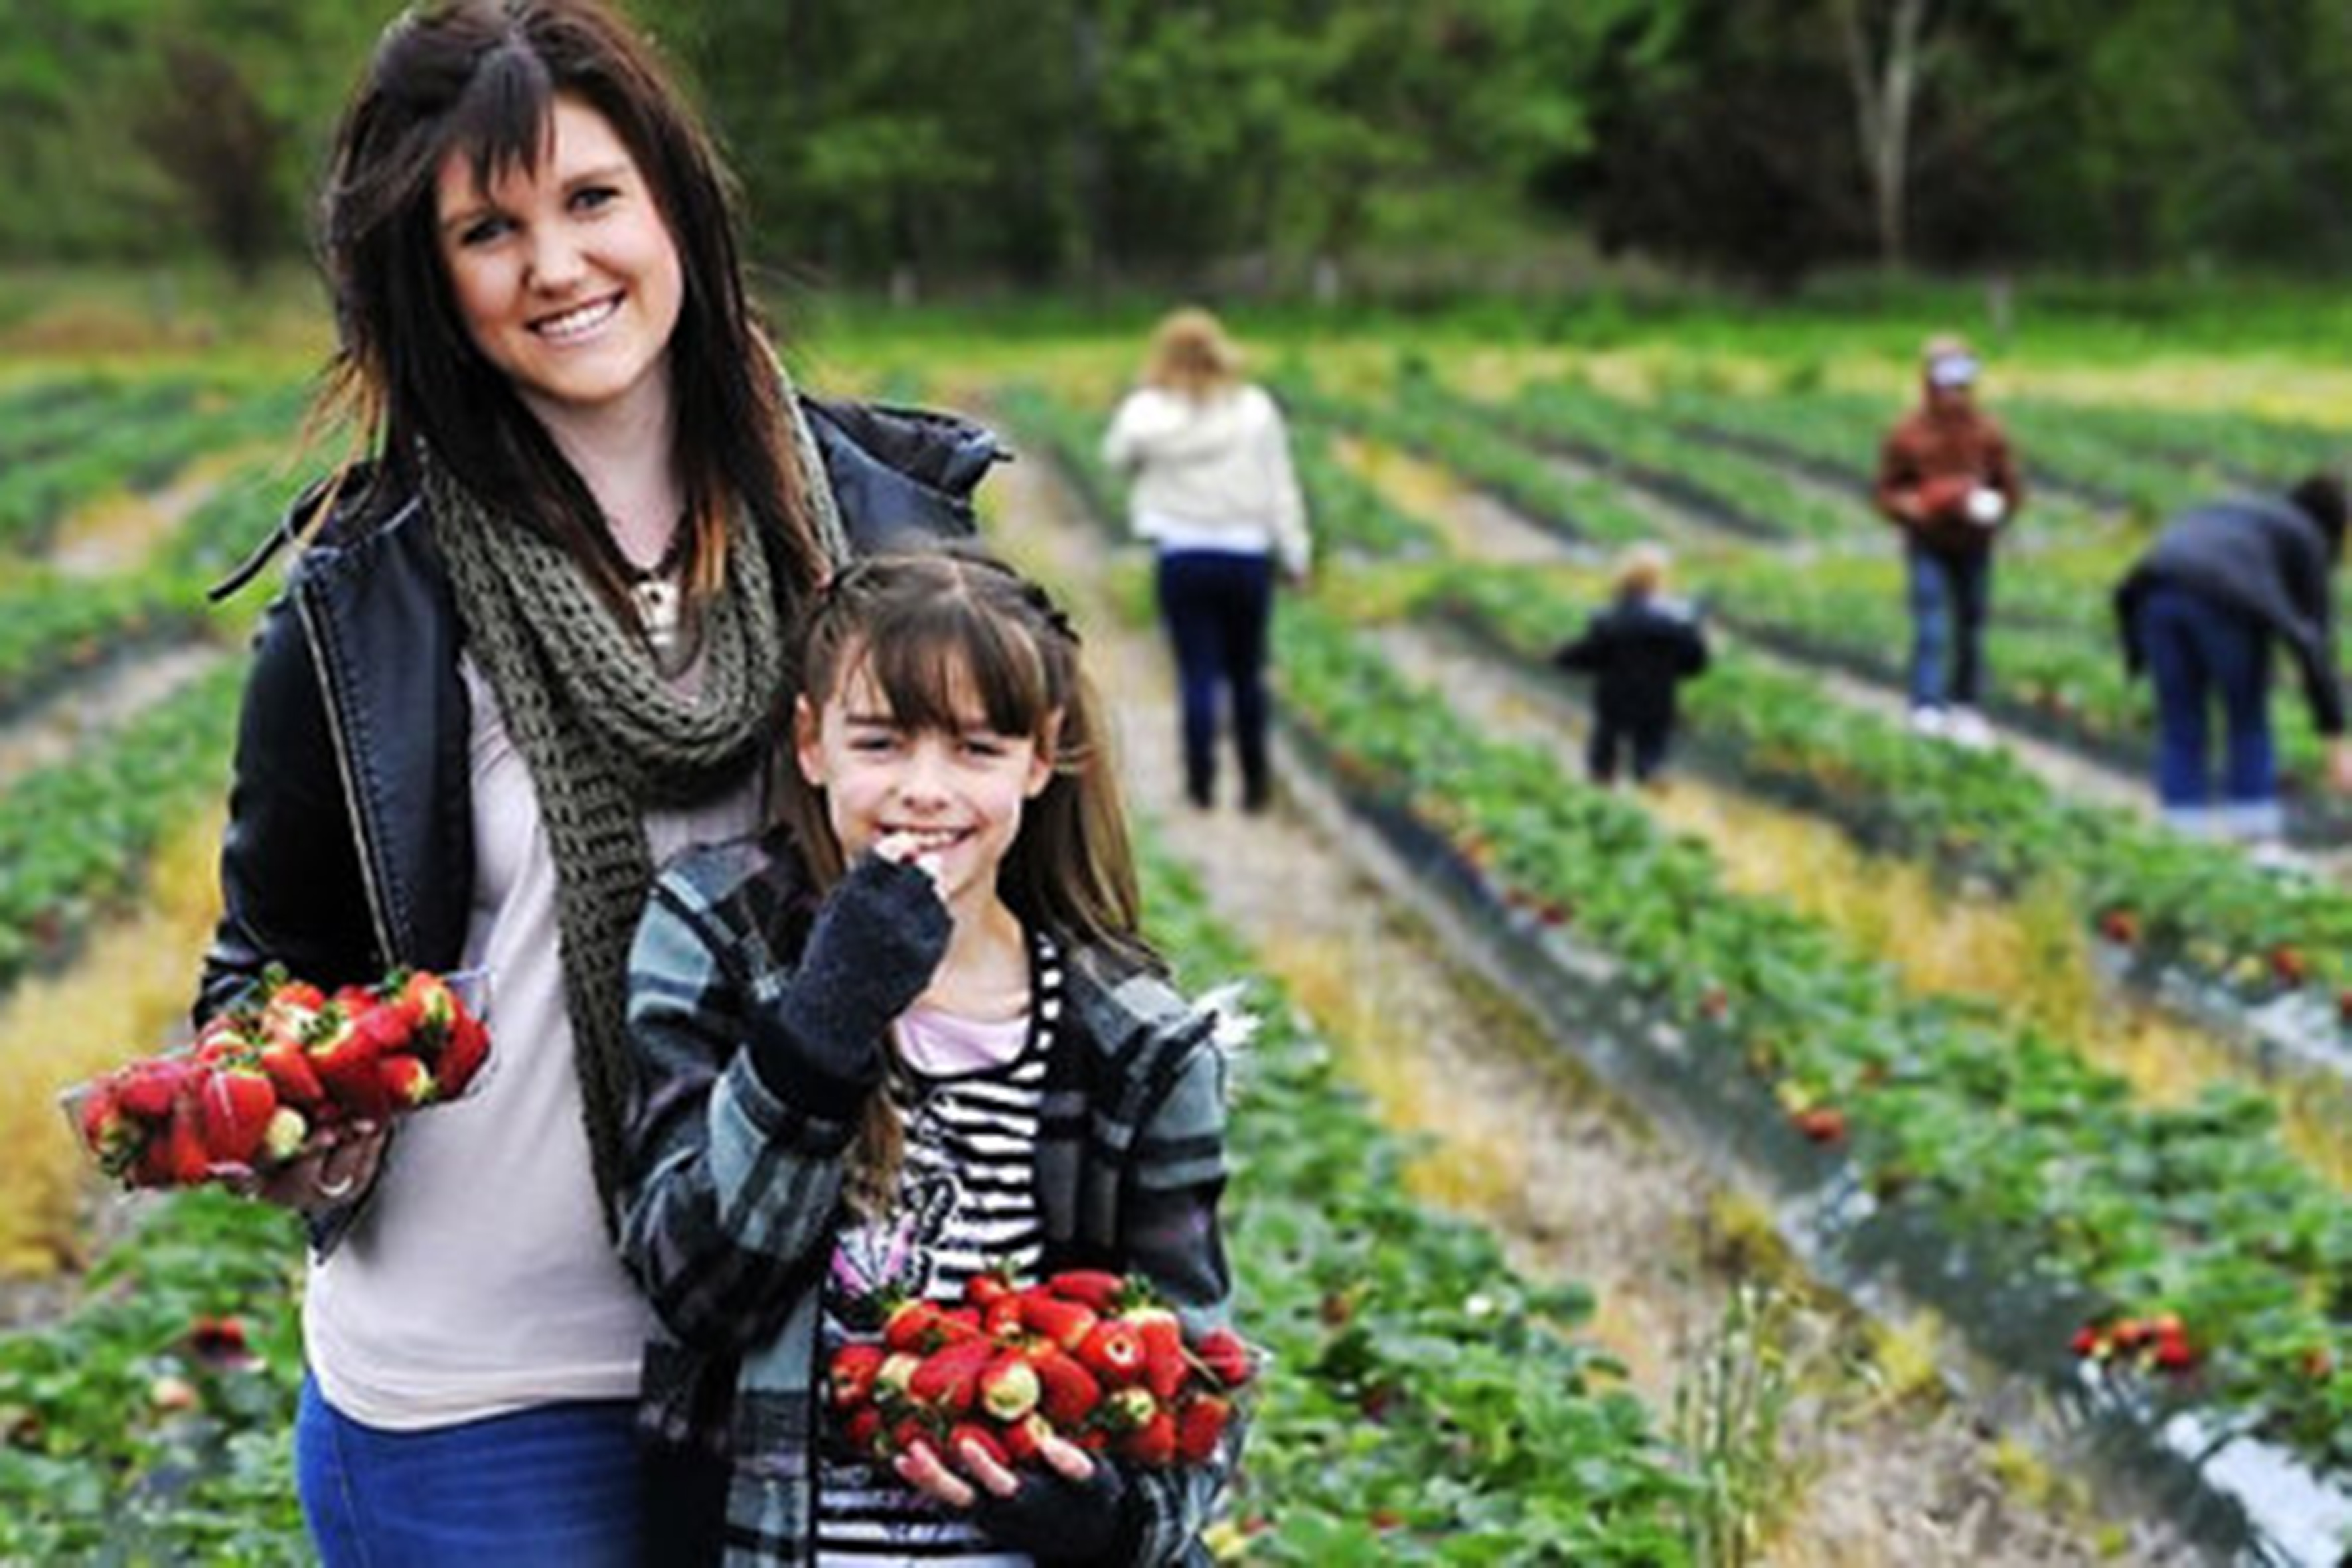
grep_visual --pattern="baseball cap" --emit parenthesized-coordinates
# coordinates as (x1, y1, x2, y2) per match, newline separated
(1922, 333, 1978, 388)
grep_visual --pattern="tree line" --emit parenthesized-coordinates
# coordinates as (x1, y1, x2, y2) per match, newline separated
(3, 0, 2347, 295)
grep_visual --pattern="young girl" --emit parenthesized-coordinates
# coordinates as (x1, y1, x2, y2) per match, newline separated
(620, 547, 1237, 1565)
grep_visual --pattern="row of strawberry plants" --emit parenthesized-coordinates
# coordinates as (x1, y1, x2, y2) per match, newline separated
(0, 661, 244, 994)
(1269, 597, 2351, 1493)
(1650, 383, 2189, 522)
(1426, 564, 2352, 1071)
(1266, 371, 1662, 549)
(0, 451, 307, 720)
(1142, 846, 1695, 1560)
(1701, 568, 2349, 829)
(0, 847, 1695, 1563)
(0, 377, 202, 470)
(0, 384, 305, 554)
(1488, 378, 1873, 542)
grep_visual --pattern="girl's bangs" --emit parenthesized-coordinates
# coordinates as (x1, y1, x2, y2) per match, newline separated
(446, 43, 559, 196)
(848, 595, 1054, 739)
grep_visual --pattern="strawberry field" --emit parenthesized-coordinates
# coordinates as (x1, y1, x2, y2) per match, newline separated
(3, 295, 2349, 1565)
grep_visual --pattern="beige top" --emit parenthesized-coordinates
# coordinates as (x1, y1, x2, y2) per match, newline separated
(1101, 383, 1310, 576)
(304, 654, 763, 1429)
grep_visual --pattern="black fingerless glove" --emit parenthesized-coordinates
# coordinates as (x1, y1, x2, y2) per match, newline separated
(745, 853, 949, 1117)
(972, 1457, 1138, 1566)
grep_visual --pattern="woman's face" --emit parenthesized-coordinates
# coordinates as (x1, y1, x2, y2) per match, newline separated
(434, 94, 684, 428)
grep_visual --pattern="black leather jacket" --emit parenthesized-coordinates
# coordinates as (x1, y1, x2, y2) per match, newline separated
(196, 398, 1003, 1023)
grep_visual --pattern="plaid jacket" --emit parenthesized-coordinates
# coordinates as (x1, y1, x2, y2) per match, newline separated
(619, 828, 1235, 1567)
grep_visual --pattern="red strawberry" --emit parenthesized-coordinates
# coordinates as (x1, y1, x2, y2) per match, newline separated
(2069, 1324, 2104, 1358)
(983, 1295, 1028, 1340)
(198, 1067, 279, 1166)
(76, 1079, 143, 1176)
(1125, 1307, 1188, 1401)
(435, 1011, 490, 1099)
(1079, 1320, 1150, 1387)
(908, 1338, 997, 1415)
(1026, 1345, 1102, 1426)
(194, 1018, 256, 1067)
(376, 1054, 438, 1109)
(1174, 1395, 1230, 1464)
(1046, 1270, 1127, 1311)
(962, 1268, 1016, 1310)
(2270, 945, 2308, 986)
(2097, 908, 2140, 946)
(843, 1405, 884, 1456)
(1019, 1292, 1099, 1354)
(1194, 1327, 1253, 1390)
(977, 1353, 1042, 1421)
(998, 1411, 1052, 1465)
(883, 1299, 951, 1354)
(1115, 1409, 1177, 1467)
(400, 971, 458, 1043)
(307, 1008, 390, 1119)
(118, 1057, 196, 1121)
(2152, 1328, 2196, 1372)
(137, 1095, 212, 1187)
(2337, 987, 2352, 1028)
(948, 1421, 1010, 1471)
(257, 1036, 327, 1107)
(1792, 1106, 1847, 1145)
(266, 978, 327, 1016)
(830, 1343, 886, 1409)
(888, 1414, 936, 1458)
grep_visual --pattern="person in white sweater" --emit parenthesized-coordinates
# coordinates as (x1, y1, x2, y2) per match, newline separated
(1102, 307, 1311, 811)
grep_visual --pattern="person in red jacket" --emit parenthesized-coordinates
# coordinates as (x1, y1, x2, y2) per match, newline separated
(1873, 334, 2025, 749)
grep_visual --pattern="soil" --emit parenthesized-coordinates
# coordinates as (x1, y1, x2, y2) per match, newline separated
(990, 443, 2207, 1566)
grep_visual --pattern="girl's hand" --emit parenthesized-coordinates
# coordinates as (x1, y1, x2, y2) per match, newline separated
(894, 1429, 1095, 1509)
(235, 1121, 388, 1213)
(898, 1431, 1133, 1559)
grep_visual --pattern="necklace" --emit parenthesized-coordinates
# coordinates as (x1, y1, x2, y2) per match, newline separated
(611, 517, 696, 678)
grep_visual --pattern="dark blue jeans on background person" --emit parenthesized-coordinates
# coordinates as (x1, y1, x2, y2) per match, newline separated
(297, 1375, 643, 1566)
(1906, 544, 1992, 710)
(1156, 547, 1275, 809)
(2135, 582, 2276, 817)
(1588, 714, 1671, 785)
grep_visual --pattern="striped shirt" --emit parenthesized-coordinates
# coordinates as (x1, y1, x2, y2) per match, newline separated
(814, 943, 1059, 1564)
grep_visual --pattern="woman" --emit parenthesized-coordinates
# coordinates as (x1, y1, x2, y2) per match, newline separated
(1102, 307, 1310, 813)
(195, 2, 994, 1559)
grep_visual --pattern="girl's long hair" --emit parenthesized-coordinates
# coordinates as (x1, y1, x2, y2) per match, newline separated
(312, 0, 823, 611)
(774, 546, 1148, 1213)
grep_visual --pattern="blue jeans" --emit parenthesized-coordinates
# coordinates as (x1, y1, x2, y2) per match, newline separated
(2136, 582, 2276, 812)
(1156, 548, 1275, 808)
(297, 1375, 643, 1566)
(1907, 545, 1991, 708)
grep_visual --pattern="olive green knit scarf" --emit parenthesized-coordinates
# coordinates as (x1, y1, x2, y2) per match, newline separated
(425, 424, 834, 1225)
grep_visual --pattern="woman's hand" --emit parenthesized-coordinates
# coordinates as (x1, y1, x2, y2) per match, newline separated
(235, 1121, 388, 1213)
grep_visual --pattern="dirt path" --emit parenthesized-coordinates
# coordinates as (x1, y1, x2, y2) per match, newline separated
(989, 447, 2203, 1567)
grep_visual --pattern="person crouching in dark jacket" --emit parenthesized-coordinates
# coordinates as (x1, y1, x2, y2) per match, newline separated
(1554, 543, 1711, 787)
(2114, 471, 2352, 842)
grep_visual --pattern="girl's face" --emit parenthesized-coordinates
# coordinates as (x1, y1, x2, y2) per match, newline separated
(434, 93, 684, 430)
(795, 656, 1058, 917)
